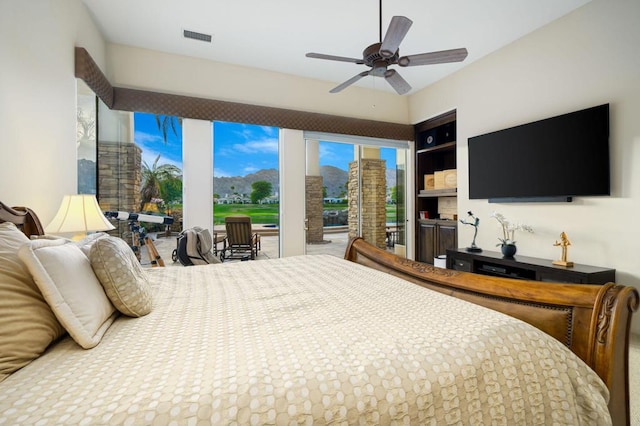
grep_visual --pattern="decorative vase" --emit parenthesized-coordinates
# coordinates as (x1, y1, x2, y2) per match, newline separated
(501, 243, 517, 257)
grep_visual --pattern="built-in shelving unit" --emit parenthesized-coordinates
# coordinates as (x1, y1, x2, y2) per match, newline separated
(417, 189, 458, 198)
(414, 110, 458, 264)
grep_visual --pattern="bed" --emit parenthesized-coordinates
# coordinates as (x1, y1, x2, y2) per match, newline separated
(1, 202, 638, 425)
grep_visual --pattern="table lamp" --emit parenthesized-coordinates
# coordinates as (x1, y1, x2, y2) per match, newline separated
(45, 194, 115, 240)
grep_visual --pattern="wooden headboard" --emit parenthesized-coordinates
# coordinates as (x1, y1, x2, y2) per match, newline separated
(0, 201, 45, 237)
(345, 237, 638, 426)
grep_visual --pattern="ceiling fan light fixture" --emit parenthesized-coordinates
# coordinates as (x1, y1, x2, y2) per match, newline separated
(304, 3, 466, 94)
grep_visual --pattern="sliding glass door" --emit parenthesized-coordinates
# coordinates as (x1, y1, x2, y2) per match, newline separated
(303, 133, 409, 258)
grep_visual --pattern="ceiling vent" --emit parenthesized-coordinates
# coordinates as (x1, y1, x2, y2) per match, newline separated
(183, 29, 212, 43)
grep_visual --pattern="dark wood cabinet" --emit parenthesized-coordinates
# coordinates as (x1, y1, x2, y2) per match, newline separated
(437, 222, 457, 256)
(418, 219, 457, 264)
(418, 221, 436, 263)
(415, 110, 458, 263)
(446, 248, 615, 284)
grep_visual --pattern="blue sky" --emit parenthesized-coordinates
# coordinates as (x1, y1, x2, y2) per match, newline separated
(134, 113, 183, 168)
(133, 112, 396, 176)
(213, 121, 278, 176)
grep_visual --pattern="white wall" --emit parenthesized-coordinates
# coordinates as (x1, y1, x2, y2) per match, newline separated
(279, 129, 306, 257)
(409, 0, 640, 332)
(182, 119, 214, 233)
(0, 0, 106, 223)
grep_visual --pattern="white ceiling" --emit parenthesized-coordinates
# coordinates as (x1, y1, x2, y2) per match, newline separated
(82, 0, 592, 95)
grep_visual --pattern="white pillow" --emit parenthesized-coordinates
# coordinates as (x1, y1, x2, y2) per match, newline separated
(74, 232, 109, 257)
(29, 234, 71, 241)
(30, 232, 108, 258)
(18, 239, 117, 349)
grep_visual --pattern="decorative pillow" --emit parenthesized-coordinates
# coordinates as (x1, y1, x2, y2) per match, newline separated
(0, 223, 66, 381)
(18, 238, 117, 349)
(89, 236, 153, 317)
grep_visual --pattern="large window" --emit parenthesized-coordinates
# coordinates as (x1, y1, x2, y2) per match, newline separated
(211, 121, 280, 259)
(134, 113, 183, 215)
(213, 122, 279, 226)
(93, 110, 183, 265)
(94, 110, 407, 262)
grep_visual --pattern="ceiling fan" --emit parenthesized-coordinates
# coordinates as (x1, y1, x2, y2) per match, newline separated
(305, 1, 468, 95)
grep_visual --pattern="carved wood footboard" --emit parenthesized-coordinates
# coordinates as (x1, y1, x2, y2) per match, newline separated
(344, 237, 639, 426)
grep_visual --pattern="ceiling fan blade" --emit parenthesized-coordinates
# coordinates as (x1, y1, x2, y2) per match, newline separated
(398, 48, 468, 67)
(384, 69, 411, 95)
(306, 52, 364, 64)
(330, 71, 371, 93)
(380, 16, 413, 58)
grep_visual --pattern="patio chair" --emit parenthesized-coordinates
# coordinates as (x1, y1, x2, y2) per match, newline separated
(219, 216, 260, 262)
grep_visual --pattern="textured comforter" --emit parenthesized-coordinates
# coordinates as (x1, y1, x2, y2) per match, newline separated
(0, 255, 611, 425)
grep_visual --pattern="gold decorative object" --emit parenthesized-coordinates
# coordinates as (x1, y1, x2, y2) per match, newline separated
(552, 231, 574, 267)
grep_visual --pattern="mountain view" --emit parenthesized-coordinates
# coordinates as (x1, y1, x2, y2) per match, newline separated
(213, 165, 397, 198)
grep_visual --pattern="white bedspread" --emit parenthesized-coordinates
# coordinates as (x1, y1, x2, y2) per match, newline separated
(0, 255, 611, 425)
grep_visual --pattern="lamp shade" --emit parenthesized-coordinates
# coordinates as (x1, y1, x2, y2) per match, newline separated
(45, 195, 115, 239)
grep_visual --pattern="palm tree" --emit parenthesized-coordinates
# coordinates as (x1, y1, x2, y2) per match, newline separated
(140, 155, 182, 210)
(155, 115, 181, 144)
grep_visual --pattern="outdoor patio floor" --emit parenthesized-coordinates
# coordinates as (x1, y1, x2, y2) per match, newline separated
(141, 231, 351, 267)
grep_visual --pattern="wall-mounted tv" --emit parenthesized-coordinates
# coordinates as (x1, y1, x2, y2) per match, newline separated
(468, 104, 610, 202)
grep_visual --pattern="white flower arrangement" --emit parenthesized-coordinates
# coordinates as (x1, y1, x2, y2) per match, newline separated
(490, 211, 533, 246)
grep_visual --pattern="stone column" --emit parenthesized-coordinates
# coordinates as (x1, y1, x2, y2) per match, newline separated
(97, 141, 142, 237)
(305, 139, 324, 243)
(96, 109, 139, 237)
(305, 176, 324, 243)
(348, 158, 387, 249)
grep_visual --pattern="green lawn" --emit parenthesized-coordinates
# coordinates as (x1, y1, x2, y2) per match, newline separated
(214, 204, 279, 225)
(212, 203, 397, 225)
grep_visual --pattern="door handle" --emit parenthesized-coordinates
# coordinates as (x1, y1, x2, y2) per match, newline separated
(304, 218, 309, 231)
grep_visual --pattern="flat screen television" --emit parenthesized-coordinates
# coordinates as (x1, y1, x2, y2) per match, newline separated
(468, 104, 610, 202)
